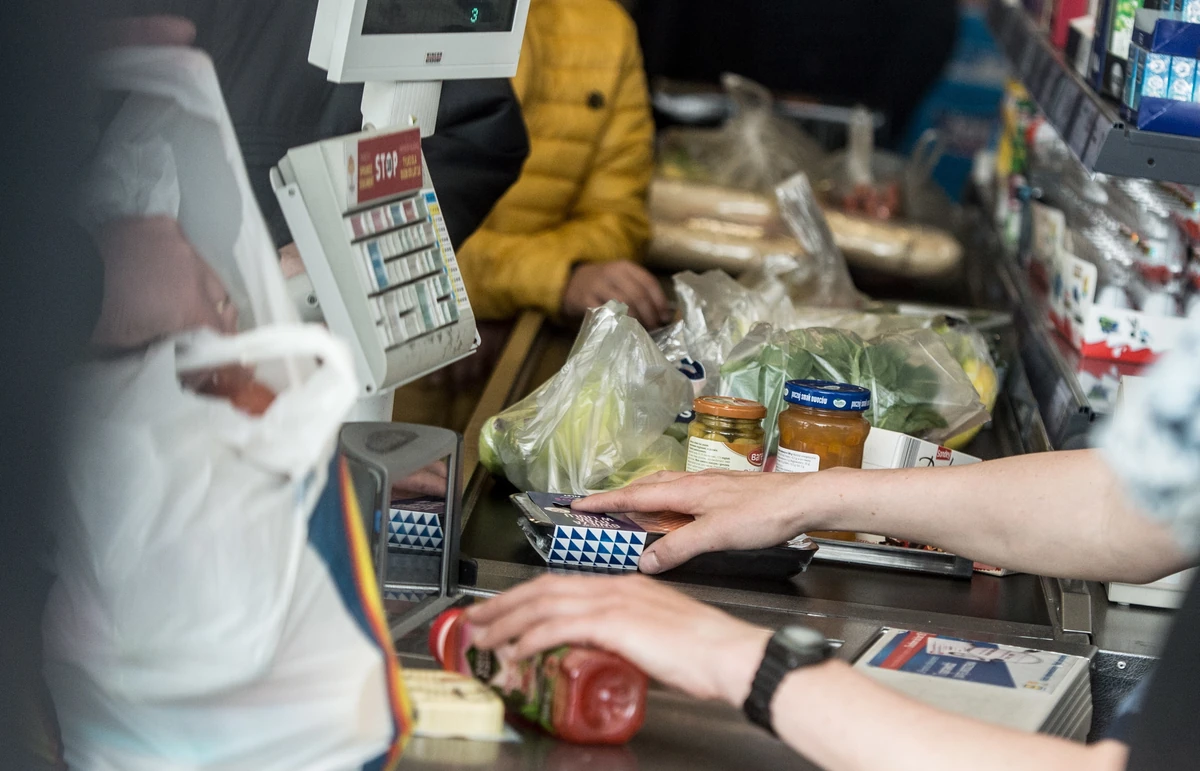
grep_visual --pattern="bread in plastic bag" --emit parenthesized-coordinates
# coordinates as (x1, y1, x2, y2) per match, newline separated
(479, 302, 692, 494)
(719, 324, 989, 454)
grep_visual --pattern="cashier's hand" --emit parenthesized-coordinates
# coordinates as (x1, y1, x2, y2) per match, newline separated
(574, 471, 813, 575)
(93, 216, 239, 349)
(562, 261, 672, 329)
(467, 574, 771, 705)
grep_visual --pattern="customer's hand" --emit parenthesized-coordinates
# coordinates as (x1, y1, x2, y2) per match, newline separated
(562, 261, 671, 329)
(573, 470, 821, 574)
(93, 216, 238, 349)
(466, 573, 770, 705)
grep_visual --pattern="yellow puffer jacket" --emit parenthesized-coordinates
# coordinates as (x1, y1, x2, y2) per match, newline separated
(455, 0, 654, 320)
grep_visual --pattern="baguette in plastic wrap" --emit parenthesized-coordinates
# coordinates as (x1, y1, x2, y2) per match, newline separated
(824, 210, 963, 279)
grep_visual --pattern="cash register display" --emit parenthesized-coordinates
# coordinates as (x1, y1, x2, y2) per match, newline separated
(362, 0, 519, 35)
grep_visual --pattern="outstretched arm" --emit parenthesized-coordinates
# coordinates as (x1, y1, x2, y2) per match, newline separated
(577, 449, 1192, 583)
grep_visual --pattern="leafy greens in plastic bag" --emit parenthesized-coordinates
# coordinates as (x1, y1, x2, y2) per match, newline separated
(479, 303, 692, 494)
(720, 325, 989, 453)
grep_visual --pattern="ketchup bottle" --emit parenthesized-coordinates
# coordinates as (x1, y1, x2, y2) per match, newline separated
(429, 608, 648, 745)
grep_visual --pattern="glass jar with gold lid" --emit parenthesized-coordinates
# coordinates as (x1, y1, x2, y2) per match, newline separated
(685, 396, 766, 473)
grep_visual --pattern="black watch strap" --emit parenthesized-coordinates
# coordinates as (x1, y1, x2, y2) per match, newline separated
(743, 627, 832, 733)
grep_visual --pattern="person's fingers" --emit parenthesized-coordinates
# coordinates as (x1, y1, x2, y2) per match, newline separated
(617, 262, 671, 325)
(638, 516, 725, 574)
(507, 610, 625, 661)
(466, 574, 592, 627)
(608, 269, 659, 329)
(198, 255, 238, 334)
(471, 591, 618, 650)
(573, 478, 699, 514)
(98, 15, 197, 49)
(625, 470, 690, 488)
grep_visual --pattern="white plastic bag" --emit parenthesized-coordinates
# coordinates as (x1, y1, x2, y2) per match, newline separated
(43, 46, 408, 770)
(44, 326, 403, 771)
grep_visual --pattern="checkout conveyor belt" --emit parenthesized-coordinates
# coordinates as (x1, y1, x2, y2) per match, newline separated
(387, 309, 1175, 763)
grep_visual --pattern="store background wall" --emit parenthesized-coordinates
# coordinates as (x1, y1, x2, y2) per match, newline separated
(629, 0, 960, 146)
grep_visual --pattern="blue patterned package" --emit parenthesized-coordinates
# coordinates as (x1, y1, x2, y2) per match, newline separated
(387, 496, 446, 552)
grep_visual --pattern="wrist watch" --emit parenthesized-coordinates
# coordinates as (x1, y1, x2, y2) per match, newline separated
(743, 626, 833, 733)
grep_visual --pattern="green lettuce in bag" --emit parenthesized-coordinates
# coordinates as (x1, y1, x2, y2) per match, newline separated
(479, 303, 692, 494)
(720, 324, 988, 454)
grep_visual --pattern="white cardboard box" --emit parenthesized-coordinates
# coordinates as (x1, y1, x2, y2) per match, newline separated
(862, 427, 982, 470)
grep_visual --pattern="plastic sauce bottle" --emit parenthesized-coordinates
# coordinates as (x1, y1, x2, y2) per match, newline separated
(775, 380, 871, 542)
(429, 608, 648, 745)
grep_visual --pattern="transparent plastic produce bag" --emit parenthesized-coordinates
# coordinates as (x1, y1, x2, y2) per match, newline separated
(720, 324, 989, 454)
(480, 302, 692, 494)
(657, 73, 825, 193)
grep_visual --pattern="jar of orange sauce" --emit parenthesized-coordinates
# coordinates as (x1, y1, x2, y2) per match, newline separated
(775, 380, 871, 541)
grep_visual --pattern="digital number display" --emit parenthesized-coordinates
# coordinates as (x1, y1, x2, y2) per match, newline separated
(362, 0, 518, 35)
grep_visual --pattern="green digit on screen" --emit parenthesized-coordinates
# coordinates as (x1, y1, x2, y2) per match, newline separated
(471, 7, 479, 22)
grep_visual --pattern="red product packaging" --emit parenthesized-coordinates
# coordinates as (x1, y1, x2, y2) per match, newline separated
(429, 608, 648, 745)
(193, 366, 276, 416)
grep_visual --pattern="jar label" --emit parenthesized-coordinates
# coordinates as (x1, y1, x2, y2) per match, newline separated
(685, 436, 764, 472)
(774, 447, 821, 473)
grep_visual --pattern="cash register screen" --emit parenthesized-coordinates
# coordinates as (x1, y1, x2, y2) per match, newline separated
(362, 0, 519, 35)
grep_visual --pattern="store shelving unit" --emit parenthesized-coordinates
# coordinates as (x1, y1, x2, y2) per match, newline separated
(988, 0, 1200, 185)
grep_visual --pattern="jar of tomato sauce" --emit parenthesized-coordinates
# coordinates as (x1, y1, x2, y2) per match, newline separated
(775, 380, 871, 473)
(775, 380, 871, 541)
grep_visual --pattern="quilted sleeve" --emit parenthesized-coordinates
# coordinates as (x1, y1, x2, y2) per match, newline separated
(455, 11, 654, 320)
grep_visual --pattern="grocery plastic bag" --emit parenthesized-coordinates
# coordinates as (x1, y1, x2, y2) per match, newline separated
(720, 324, 989, 453)
(480, 303, 692, 494)
(657, 73, 825, 194)
(42, 46, 410, 770)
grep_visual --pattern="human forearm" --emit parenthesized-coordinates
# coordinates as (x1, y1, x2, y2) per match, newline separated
(802, 450, 1188, 583)
(763, 659, 1126, 771)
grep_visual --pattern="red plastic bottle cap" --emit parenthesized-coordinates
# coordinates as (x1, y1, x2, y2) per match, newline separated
(428, 608, 465, 668)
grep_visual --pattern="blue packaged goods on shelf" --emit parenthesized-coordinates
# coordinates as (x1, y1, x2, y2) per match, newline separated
(1123, 15, 1200, 136)
(1170, 56, 1197, 99)
(1131, 10, 1200, 55)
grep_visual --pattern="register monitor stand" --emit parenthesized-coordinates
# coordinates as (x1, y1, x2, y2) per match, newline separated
(345, 80, 445, 423)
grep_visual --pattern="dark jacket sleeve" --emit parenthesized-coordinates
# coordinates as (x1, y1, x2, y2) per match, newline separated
(423, 79, 530, 250)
